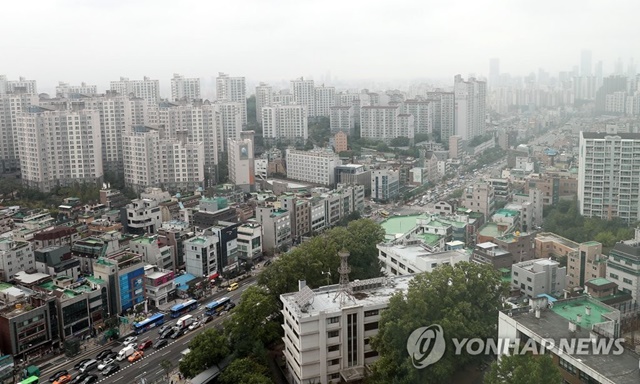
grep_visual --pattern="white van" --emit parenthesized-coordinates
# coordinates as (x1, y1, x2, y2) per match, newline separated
(116, 345, 135, 361)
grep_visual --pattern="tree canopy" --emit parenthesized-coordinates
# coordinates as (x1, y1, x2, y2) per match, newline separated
(218, 357, 274, 384)
(179, 328, 230, 378)
(370, 262, 506, 384)
(484, 353, 562, 384)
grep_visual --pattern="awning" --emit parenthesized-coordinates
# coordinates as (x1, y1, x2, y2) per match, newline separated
(208, 273, 220, 281)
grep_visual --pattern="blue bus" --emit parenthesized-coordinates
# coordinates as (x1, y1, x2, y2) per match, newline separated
(133, 313, 166, 334)
(170, 299, 198, 318)
(204, 297, 231, 316)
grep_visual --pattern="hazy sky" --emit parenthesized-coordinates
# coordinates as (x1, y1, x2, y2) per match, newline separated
(2, 0, 638, 94)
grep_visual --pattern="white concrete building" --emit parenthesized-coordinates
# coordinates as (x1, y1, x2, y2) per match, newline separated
(403, 99, 433, 135)
(360, 105, 404, 140)
(286, 148, 340, 186)
(124, 198, 163, 235)
(261, 104, 308, 141)
(606, 228, 640, 303)
(256, 206, 292, 251)
(310, 200, 327, 233)
(329, 106, 354, 135)
(291, 77, 315, 117)
(184, 234, 219, 278)
(578, 130, 640, 223)
(273, 90, 294, 105)
(371, 169, 399, 202)
(55, 82, 97, 97)
(314, 86, 336, 117)
(237, 222, 263, 263)
(510, 189, 544, 231)
(130, 234, 174, 271)
(227, 137, 254, 192)
(255, 83, 273, 124)
(170, 74, 201, 102)
(144, 265, 176, 307)
(453, 75, 486, 140)
(511, 259, 566, 298)
(0, 91, 39, 172)
(110, 76, 160, 105)
(281, 275, 413, 384)
(215, 101, 243, 151)
(4, 76, 37, 94)
(0, 237, 35, 281)
(216, 72, 247, 125)
(377, 244, 469, 276)
(428, 91, 455, 142)
(16, 107, 103, 192)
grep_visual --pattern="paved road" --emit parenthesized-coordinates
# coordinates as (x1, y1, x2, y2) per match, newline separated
(42, 278, 257, 384)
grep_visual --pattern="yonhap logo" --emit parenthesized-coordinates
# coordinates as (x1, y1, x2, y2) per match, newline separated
(406, 324, 446, 369)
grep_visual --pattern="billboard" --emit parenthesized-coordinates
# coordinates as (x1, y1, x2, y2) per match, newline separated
(238, 143, 249, 160)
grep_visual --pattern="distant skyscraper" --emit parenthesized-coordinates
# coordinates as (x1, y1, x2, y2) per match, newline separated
(427, 91, 455, 143)
(170, 74, 201, 102)
(0, 91, 39, 171)
(489, 58, 500, 87)
(595, 61, 604, 86)
(314, 85, 336, 117)
(291, 77, 316, 117)
(227, 135, 254, 192)
(55, 82, 97, 98)
(255, 83, 273, 124)
(216, 73, 247, 125)
(261, 104, 308, 141)
(454, 75, 486, 140)
(580, 50, 592, 76)
(3, 76, 37, 94)
(110, 76, 160, 105)
(595, 76, 628, 113)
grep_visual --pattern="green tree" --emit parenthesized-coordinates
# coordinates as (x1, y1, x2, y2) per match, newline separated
(179, 328, 230, 378)
(160, 359, 173, 378)
(390, 137, 410, 147)
(223, 286, 282, 356)
(370, 262, 505, 384)
(218, 357, 273, 384)
(450, 188, 464, 199)
(484, 353, 562, 384)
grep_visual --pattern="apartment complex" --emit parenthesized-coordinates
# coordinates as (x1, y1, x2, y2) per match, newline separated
(55, 82, 97, 98)
(578, 130, 640, 223)
(427, 91, 455, 142)
(110, 76, 160, 105)
(291, 78, 316, 117)
(286, 148, 341, 186)
(360, 105, 414, 141)
(255, 83, 273, 124)
(261, 104, 309, 141)
(314, 86, 336, 117)
(329, 106, 354, 135)
(453, 75, 487, 140)
(227, 136, 255, 192)
(170, 74, 201, 102)
(216, 73, 247, 125)
(0, 91, 39, 172)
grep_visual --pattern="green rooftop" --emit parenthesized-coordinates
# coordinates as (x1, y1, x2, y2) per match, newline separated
(495, 209, 519, 217)
(588, 278, 612, 287)
(0, 282, 13, 291)
(380, 215, 420, 239)
(479, 223, 502, 238)
(582, 241, 601, 246)
(95, 258, 115, 266)
(132, 236, 156, 245)
(419, 233, 442, 247)
(85, 276, 105, 285)
(39, 281, 55, 291)
(188, 237, 208, 244)
(551, 298, 611, 327)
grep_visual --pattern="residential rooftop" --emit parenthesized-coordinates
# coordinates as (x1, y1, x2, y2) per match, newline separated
(536, 232, 579, 249)
(588, 277, 613, 287)
(380, 215, 420, 240)
(478, 223, 503, 238)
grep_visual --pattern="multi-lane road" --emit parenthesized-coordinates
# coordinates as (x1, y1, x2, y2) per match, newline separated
(42, 277, 258, 384)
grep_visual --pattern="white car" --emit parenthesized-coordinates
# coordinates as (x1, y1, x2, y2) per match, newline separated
(98, 358, 115, 370)
(188, 321, 200, 331)
(123, 336, 137, 346)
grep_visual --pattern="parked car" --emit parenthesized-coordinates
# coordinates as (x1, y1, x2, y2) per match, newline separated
(128, 351, 144, 363)
(102, 364, 120, 376)
(52, 374, 72, 384)
(154, 339, 169, 349)
(123, 336, 137, 346)
(263, 260, 272, 267)
(80, 374, 98, 384)
(137, 340, 153, 351)
(96, 349, 112, 360)
(97, 358, 115, 370)
(74, 359, 91, 370)
(50, 371, 69, 383)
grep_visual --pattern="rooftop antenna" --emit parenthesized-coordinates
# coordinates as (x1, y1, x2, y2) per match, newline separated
(334, 250, 355, 307)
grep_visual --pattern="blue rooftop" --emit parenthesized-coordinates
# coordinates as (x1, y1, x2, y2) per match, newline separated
(174, 273, 196, 291)
(537, 293, 557, 302)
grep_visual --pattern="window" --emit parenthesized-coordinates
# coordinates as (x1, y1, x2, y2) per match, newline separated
(329, 358, 339, 366)
(609, 273, 619, 280)
(364, 322, 378, 331)
(559, 358, 576, 374)
(328, 330, 339, 338)
(328, 345, 339, 352)
(364, 351, 379, 359)
(364, 310, 379, 317)
(328, 316, 340, 324)
(623, 278, 633, 285)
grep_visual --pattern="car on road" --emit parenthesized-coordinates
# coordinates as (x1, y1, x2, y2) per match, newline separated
(154, 339, 169, 349)
(202, 315, 213, 324)
(128, 351, 144, 363)
(74, 359, 91, 370)
(157, 324, 171, 334)
(171, 328, 187, 339)
(104, 351, 118, 360)
(102, 363, 120, 376)
(97, 358, 115, 370)
(49, 370, 69, 383)
(138, 339, 153, 351)
(123, 336, 137, 346)
(226, 302, 236, 311)
(96, 349, 112, 360)
(79, 374, 98, 384)
(52, 374, 72, 384)
(160, 328, 174, 339)
(69, 374, 88, 384)
(79, 360, 99, 374)
(227, 282, 239, 291)
(188, 321, 200, 331)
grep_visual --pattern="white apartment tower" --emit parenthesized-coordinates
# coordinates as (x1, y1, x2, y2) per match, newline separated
(330, 106, 355, 135)
(403, 98, 433, 135)
(170, 74, 201, 102)
(360, 105, 411, 140)
(0, 91, 39, 172)
(255, 83, 273, 124)
(227, 135, 255, 192)
(427, 91, 455, 142)
(454, 75, 487, 140)
(215, 101, 243, 151)
(291, 77, 316, 117)
(314, 85, 336, 117)
(55, 82, 98, 98)
(285, 148, 341, 186)
(16, 107, 103, 192)
(578, 130, 640, 223)
(216, 73, 247, 125)
(110, 76, 160, 105)
(4, 77, 37, 94)
(261, 104, 308, 141)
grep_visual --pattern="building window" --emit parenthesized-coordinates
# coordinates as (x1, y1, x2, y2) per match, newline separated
(623, 278, 633, 285)
(329, 358, 339, 366)
(364, 351, 378, 359)
(364, 322, 379, 331)
(328, 316, 340, 324)
(328, 345, 339, 352)
(364, 310, 379, 317)
(328, 330, 339, 338)
(559, 358, 576, 375)
(347, 313, 358, 367)
(609, 273, 619, 280)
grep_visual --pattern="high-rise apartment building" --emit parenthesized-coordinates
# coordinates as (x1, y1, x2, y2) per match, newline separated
(55, 82, 97, 98)
(580, 49, 592, 76)
(578, 130, 640, 223)
(403, 98, 433, 135)
(329, 106, 354, 135)
(314, 85, 336, 117)
(360, 105, 414, 140)
(216, 72, 246, 125)
(110, 76, 160, 105)
(595, 76, 628, 113)
(122, 126, 204, 192)
(170, 74, 201, 102)
(573, 76, 598, 100)
(16, 107, 103, 192)
(291, 77, 315, 117)
(261, 104, 308, 141)
(427, 91, 455, 142)
(285, 148, 341, 186)
(227, 135, 255, 192)
(255, 83, 273, 124)
(3, 76, 37, 94)
(454, 75, 486, 140)
(215, 101, 243, 151)
(0, 91, 39, 171)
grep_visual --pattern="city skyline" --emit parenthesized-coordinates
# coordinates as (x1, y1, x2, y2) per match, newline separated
(2, 0, 639, 94)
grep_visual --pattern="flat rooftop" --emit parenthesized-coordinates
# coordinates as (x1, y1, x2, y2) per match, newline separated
(536, 232, 579, 249)
(282, 275, 414, 318)
(479, 223, 503, 238)
(551, 297, 612, 327)
(380, 215, 420, 240)
(507, 298, 640, 384)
